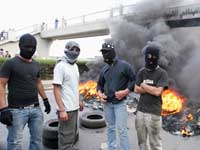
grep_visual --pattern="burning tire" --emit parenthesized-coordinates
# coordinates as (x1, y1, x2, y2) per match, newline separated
(80, 111, 106, 129)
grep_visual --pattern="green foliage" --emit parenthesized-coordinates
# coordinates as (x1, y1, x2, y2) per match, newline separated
(0, 58, 88, 80)
(0, 57, 9, 63)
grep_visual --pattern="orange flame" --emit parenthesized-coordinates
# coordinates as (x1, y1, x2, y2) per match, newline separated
(185, 113, 193, 121)
(79, 80, 99, 100)
(181, 127, 193, 137)
(161, 88, 186, 116)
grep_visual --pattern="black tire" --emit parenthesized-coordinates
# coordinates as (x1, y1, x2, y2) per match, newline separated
(79, 111, 106, 129)
(43, 138, 58, 149)
(43, 118, 58, 140)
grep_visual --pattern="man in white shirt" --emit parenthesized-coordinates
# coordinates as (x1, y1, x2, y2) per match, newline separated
(53, 41, 83, 150)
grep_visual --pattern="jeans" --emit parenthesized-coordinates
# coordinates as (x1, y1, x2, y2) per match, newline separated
(104, 101, 130, 150)
(135, 111, 162, 150)
(7, 107, 44, 150)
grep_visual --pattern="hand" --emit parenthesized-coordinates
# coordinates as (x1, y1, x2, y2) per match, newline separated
(43, 98, 51, 114)
(140, 82, 146, 88)
(115, 89, 129, 100)
(79, 101, 84, 111)
(98, 91, 107, 103)
(59, 111, 68, 121)
(0, 107, 13, 126)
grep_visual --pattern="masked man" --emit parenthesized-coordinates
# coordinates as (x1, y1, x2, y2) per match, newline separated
(53, 41, 83, 150)
(0, 33, 51, 150)
(134, 45, 168, 150)
(97, 40, 135, 150)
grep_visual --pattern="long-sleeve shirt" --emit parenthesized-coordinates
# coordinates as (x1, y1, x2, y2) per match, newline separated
(97, 58, 136, 104)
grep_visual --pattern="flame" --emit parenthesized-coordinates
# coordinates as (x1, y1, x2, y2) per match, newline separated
(79, 80, 99, 100)
(185, 113, 193, 121)
(181, 127, 193, 137)
(161, 89, 186, 116)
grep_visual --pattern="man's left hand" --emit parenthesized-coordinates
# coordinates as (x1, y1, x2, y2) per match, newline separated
(43, 98, 51, 114)
(115, 89, 129, 100)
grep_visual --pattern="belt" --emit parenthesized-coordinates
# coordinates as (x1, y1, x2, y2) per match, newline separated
(9, 103, 39, 109)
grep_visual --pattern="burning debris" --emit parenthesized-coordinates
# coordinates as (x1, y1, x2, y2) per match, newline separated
(79, 0, 200, 137)
(79, 80, 104, 110)
(161, 88, 200, 137)
(161, 88, 186, 116)
(79, 80, 99, 100)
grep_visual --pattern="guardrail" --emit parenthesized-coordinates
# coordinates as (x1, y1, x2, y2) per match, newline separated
(1, 1, 200, 44)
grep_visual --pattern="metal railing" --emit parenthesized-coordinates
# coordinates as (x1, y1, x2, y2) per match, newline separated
(1, 1, 200, 44)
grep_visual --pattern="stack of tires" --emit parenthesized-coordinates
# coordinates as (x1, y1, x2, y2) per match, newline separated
(42, 118, 79, 149)
(43, 119, 59, 149)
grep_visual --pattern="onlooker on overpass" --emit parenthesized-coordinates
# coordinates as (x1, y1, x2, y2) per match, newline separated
(55, 18, 59, 29)
(0, 48, 4, 57)
(4, 50, 11, 58)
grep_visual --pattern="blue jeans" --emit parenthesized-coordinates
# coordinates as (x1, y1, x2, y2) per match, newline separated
(104, 101, 130, 150)
(7, 107, 44, 150)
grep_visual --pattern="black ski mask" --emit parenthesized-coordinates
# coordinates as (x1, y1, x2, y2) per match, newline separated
(19, 34, 37, 59)
(101, 43, 116, 65)
(144, 46, 159, 71)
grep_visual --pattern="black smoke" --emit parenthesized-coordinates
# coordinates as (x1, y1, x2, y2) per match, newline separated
(81, 0, 200, 101)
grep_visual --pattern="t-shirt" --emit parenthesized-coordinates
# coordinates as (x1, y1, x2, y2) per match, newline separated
(0, 56, 40, 106)
(136, 67, 168, 116)
(52, 58, 80, 112)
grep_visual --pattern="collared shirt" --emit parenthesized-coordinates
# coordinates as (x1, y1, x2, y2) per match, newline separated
(97, 58, 136, 104)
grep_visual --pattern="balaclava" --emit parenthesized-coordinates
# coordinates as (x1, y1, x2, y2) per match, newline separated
(101, 42, 116, 65)
(19, 34, 37, 59)
(64, 41, 80, 64)
(144, 46, 159, 71)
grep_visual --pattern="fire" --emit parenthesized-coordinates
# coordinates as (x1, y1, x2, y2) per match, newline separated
(79, 80, 99, 100)
(161, 88, 186, 116)
(181, 127, 193, 137)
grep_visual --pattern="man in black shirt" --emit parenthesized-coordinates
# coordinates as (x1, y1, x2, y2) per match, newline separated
(97, 40, 135, 150)
(0, 34, 51, 150)
(134, 45, 168, 150)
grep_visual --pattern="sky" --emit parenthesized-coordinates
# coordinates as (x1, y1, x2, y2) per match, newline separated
(0, 0, 138, 59)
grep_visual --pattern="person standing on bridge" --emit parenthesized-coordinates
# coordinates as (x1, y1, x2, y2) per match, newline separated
(0, 33, 51, 150)
(134, 45, 168, 150)
(55, 18, 59, 29)
(53, 41, 83, 150)
(97, 40, 136, 150)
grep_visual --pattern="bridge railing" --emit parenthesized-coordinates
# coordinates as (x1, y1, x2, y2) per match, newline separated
(42, 4, 137, 31)
(1, 1, 200, 44)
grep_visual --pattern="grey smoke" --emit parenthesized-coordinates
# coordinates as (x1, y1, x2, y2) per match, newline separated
(81, 0, 200, 101)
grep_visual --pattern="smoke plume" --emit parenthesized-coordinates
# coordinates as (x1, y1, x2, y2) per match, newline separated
(81, 0, 200, 101)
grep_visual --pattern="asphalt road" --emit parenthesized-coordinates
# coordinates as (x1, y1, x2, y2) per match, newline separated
(0, 90, 200, 150)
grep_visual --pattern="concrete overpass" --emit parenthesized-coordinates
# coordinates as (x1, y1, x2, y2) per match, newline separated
(1, 0, 200, 58)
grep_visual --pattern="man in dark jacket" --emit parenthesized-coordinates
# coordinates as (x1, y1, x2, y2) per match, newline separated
(97, 40, 135, 150)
